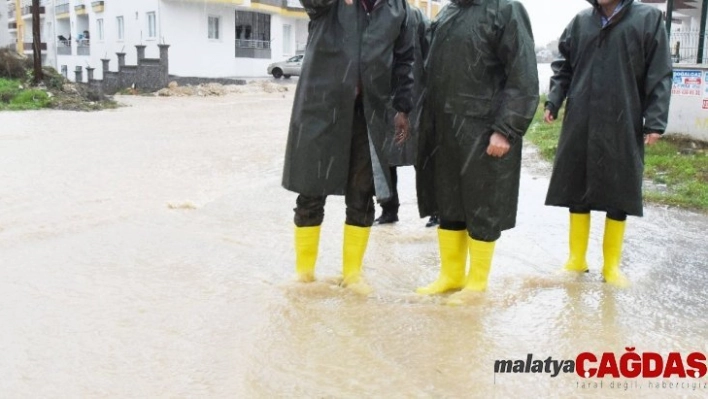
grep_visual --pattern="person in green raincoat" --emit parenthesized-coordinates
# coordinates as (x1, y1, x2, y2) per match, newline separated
(415, 0, 539, 303)
(544, 0, 672, 287)
(375, 5, 431, 226)
(281, 0, 414, 288)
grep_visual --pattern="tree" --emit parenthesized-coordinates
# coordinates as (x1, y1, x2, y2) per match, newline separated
(32, 0, 43, 84)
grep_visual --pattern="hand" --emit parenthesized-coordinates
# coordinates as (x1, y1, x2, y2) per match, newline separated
(544, 109, 555, 123)
(645, 132, 661, 145)
(487, 132, 511, 158)
(394, 112, 410, 145)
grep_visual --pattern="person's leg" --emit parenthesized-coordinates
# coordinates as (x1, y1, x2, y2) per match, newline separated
(602, 207, 629, 287)
(426, 212, 440, 228)
(416, 220, 467, 295)
(293, 195, 326, 282)
(342, 98, 376, 287)
(375, 166, 399, 224)
(564, 205, 591, 272)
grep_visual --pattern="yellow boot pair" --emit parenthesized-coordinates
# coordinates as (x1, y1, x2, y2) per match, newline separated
(564, 213, 629, 287)
(417, 228, 495, 298)
(294, 224, 371, 288)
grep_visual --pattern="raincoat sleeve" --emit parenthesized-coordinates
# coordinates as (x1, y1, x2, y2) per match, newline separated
(546, 24, 573, 119)
(491, 1, 540, 141)
(392, 1, 415, 114)
(642, 12, 673, 134)
(300, 0, 336, 19)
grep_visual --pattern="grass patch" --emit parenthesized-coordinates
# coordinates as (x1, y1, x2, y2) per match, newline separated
(526, 96, 708, 212)
(0, 78, 50, 110)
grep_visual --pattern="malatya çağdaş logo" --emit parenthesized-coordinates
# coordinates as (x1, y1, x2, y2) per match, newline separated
(494, 348, 707, 379)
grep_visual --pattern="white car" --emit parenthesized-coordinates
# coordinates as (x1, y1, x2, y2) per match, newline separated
(267, 54, 304, 79)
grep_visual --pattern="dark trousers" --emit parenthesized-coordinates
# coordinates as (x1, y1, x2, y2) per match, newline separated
(293, 99, 376, 228)
(570, 206, 627, 221)
(379, 166, 400, 214)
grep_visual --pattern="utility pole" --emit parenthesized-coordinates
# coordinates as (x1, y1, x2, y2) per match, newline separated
(32, 0, 43, 84)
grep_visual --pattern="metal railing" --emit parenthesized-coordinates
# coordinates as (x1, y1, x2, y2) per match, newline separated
(671, 31, 708, 64)
(235, 39, 271, 49)
(55, 3, 70, 14)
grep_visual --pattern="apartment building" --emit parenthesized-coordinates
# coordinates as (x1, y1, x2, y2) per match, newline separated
(6, 0, 443, 81)
(5, 0, 56, 64)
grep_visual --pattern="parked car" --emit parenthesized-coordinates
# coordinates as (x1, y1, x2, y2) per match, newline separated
(267, 55, 304, 79)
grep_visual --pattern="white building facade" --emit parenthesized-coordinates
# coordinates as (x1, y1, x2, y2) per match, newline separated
(4, 0, 444, 81)
(50, 0, 311, 80)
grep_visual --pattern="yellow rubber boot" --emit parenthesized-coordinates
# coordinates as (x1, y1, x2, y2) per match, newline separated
(295, 225, 321, 282)
(342, 224, 371, 287)
(564, 213, 590, 272)
(602, 218, 629, 288)
(447, 237, 496, 305)
(416, 228, 468, 295)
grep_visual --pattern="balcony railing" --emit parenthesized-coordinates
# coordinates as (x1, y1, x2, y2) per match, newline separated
(77, 41, 90, 56)
(23, 42, 48, 52)
(21, 6, 45, 16)
(236, 39, 271, 49)
(57, 40, 72, 55)
(55, 3, 70, 14)
(286, 0, 304, 8)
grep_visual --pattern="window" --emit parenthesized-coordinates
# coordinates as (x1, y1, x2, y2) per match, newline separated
(117, 16, 124, 40)
(235, 11, 270, 48)
(208, 16, 220, 40)
(147, 12, 157, 39)
(283, 24, 291, 55)
(97, 18, 104, 41)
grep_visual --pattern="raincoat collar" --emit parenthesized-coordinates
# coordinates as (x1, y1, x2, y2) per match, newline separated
(451, 0, 483, 6)
(588, 0, 633, 29)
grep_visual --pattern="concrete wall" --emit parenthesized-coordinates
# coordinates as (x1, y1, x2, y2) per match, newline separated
(666, 64, 708, 142)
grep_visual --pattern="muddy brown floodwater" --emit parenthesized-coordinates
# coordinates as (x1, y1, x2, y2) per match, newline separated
(0, 87, 706, 398)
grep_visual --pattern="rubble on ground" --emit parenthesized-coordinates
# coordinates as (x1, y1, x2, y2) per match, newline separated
(155, 80, 289, 97)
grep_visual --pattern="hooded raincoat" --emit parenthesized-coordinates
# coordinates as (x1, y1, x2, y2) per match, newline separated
(545, 0, 672, 216)
(282, 0, 414, 201)
(416, 0, 539, 240)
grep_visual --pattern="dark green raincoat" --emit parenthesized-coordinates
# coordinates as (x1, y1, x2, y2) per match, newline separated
(416, 0, 539, 239)
(384, 6, 429, 167)
(282, 0, 414, 201)
(545, 0, 672, 216)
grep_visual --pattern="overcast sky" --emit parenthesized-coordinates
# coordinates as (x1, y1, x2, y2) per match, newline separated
(517, 0, 592, 46)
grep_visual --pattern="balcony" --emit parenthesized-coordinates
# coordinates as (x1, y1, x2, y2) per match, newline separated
(23, 42, 48, 53)
(55, 3, 70, 18)
(91, 1, 104, 13)
(75, 4, 87, 15)
(21, 5, 45, 17)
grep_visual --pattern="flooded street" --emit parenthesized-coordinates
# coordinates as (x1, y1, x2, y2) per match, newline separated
(1, 88, 707, 398)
